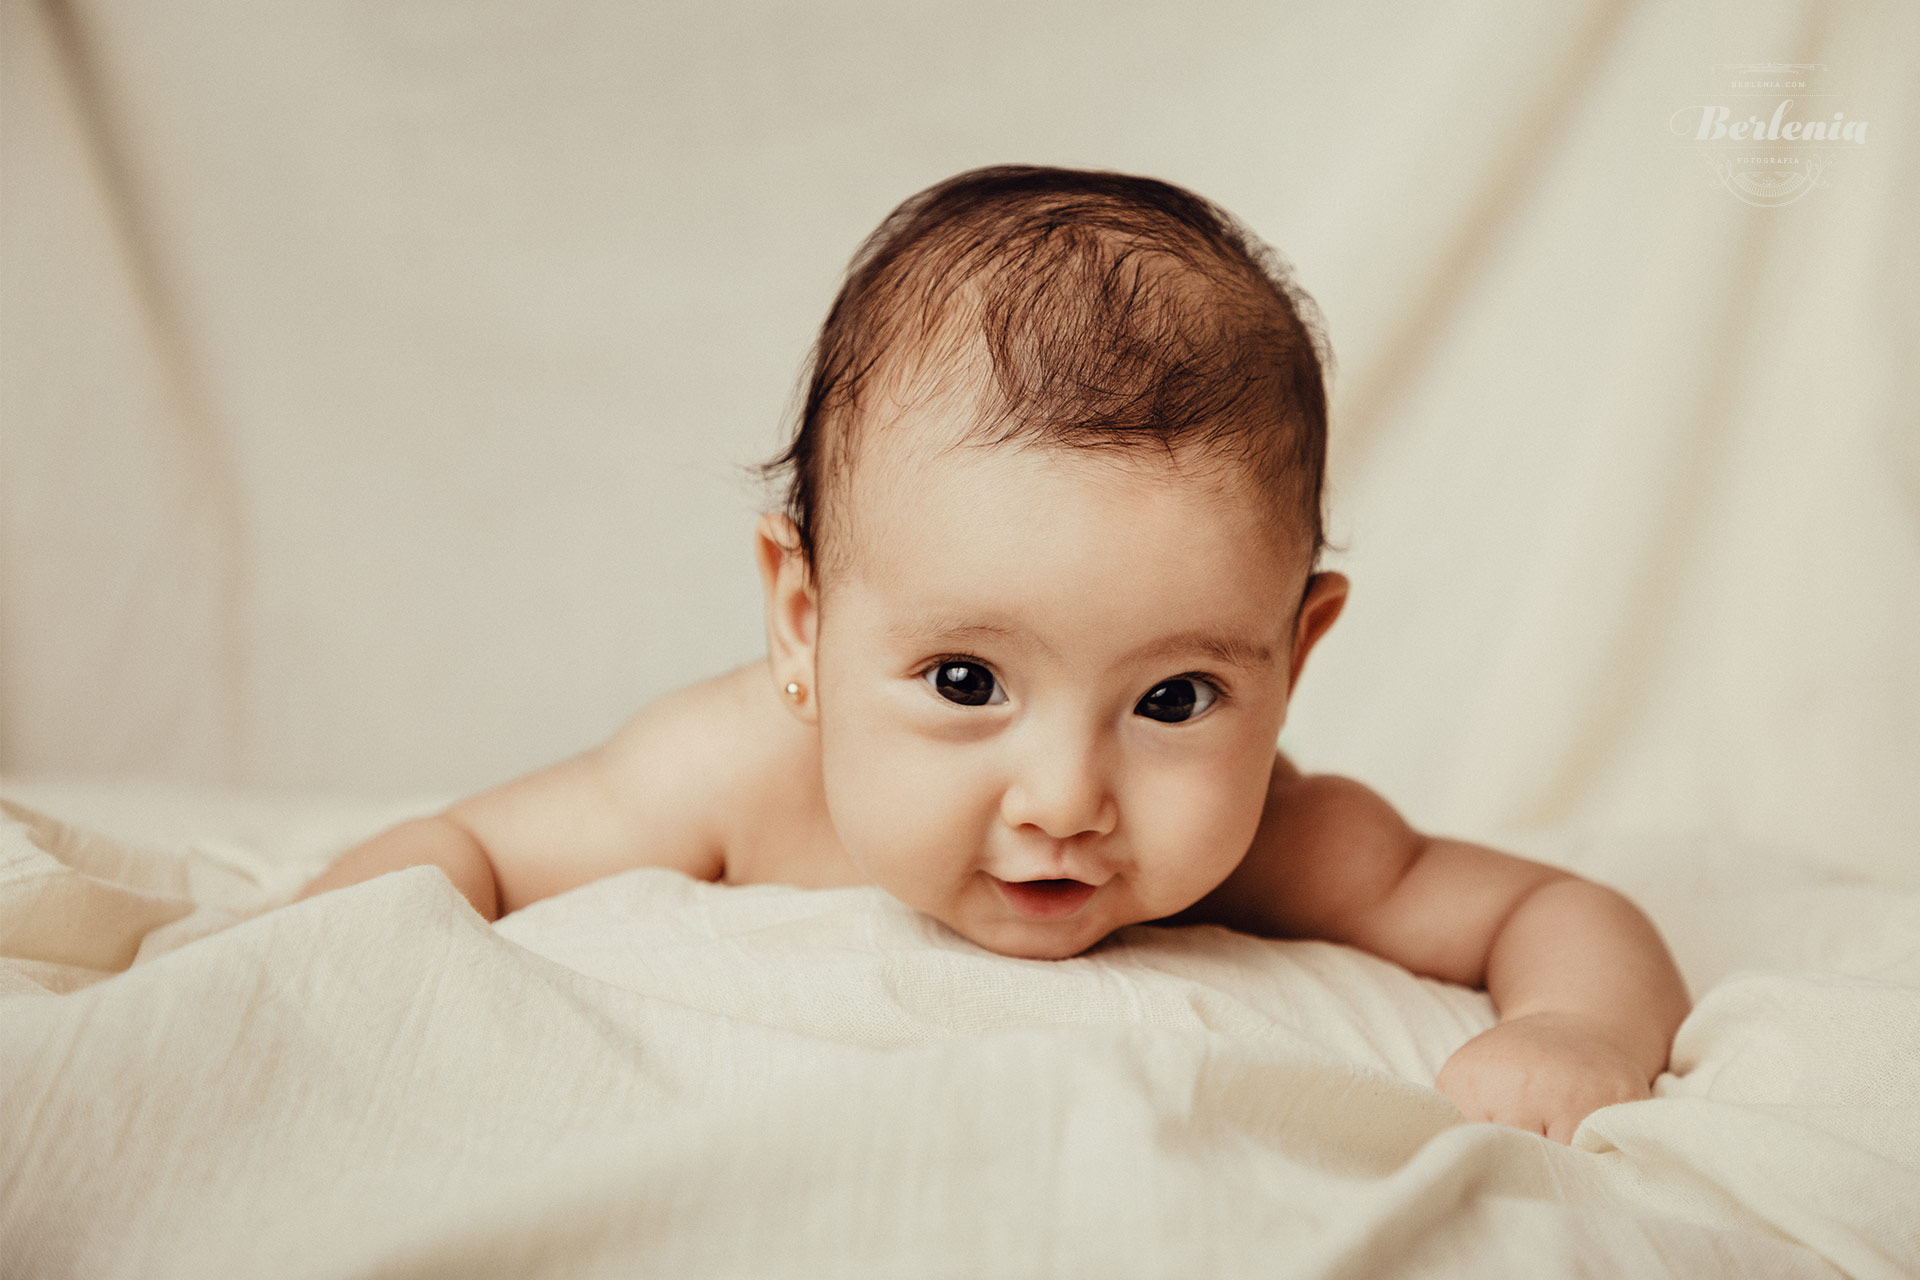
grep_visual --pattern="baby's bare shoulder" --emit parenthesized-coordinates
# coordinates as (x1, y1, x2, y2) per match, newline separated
(593, 657, 855, 889)
(599, 662, 751, 768)
(446, 666, 768, 910)
(594, 660, 766, 834)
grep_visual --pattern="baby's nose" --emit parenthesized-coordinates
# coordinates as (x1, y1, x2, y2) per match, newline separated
(999, 731, 1116, 841)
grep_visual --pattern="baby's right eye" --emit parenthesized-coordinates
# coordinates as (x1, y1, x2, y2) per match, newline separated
(923, 659, 1006, 707)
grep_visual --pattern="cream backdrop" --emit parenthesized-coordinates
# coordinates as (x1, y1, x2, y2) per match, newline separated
(3, 1, 1916, 877)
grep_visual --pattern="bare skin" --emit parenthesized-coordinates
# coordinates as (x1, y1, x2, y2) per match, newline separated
(299, 433, 1690, 1145)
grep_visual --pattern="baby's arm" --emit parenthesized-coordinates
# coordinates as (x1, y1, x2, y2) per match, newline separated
(1210, 756, 1690, 1143)
(295, 682, 729, 921)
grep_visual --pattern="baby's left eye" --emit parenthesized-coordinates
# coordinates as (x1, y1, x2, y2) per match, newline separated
(1135, 677, 1218, 724)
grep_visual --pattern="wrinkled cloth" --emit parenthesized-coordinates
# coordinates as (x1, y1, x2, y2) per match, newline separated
(3, 800, 1917, 1278)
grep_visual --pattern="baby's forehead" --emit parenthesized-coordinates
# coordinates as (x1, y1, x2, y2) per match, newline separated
(849, 391, 1249, 502)
(843, 424, 1302, 572)
(828, 436, 1309, 664)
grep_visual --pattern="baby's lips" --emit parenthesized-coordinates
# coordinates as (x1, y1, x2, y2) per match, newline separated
(991, 875, 1099, 920)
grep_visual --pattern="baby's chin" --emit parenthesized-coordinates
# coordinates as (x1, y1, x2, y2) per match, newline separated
(888, 870, 1187, 960)
(937, 896, 1133, 961)
(968, 926, 1108, 961)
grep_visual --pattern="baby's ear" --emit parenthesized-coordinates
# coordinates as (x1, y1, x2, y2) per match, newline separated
(754, 513, 821, 714)
(1287, 572, 1349, 692)
(753, 512, 804, 595)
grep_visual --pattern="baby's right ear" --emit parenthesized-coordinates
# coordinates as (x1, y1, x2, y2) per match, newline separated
(753, 512, 804, 597)
(754, 513, 820, 716)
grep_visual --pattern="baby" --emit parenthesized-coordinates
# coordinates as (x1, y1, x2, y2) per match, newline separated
(299, 165, 1690, 1145)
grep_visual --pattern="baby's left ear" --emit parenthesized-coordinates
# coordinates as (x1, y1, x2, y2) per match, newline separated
(1287, 572, 1349, 691)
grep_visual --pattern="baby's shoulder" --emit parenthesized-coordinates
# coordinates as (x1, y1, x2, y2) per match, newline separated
(655, 659, 857, 889)
(599, 663, 748, 776)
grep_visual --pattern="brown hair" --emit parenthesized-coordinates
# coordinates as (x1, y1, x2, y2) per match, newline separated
(749, 164, 1332, 589)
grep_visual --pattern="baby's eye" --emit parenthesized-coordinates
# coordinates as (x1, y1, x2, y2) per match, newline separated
(1135, 676, 1219, 724)
(924, 659, 1007, 707)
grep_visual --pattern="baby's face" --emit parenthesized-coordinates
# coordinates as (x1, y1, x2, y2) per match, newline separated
(801, 429, 1323, 960)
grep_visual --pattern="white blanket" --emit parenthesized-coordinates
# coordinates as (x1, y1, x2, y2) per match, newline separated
(3, 796, 1917, 1278)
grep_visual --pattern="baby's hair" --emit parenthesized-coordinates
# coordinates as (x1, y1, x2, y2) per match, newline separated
(750, 164, 1332, 591)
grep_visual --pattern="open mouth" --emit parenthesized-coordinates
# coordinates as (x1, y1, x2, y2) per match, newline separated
(991, 876, 1098, 920)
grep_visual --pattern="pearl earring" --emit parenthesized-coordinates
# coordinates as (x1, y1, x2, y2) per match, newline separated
(784, 681, 805, 702)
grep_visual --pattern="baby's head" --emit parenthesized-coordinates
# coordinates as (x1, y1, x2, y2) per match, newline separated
(752, 165, 1348, 959)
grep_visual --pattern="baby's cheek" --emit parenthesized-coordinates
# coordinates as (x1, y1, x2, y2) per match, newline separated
(820, 731, 978, 892)
(1133, 767, 1264, 901)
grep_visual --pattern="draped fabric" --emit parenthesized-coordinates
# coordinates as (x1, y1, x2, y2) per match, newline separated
(6, 0, 1914, 881)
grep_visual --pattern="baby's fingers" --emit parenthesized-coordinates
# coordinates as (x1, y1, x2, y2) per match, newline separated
(1438, 1078, 1627, 1145)
(1525, 1078, 1646, 1144)
(1476, 1098, 1571, 1145)
(1434, 1078, 1547, 1139)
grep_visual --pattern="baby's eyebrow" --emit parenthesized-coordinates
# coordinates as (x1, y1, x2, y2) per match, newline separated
(1127, 630, 1276, 672)
(893, 617, 1041, 655)
(894, 615, 1276, 672)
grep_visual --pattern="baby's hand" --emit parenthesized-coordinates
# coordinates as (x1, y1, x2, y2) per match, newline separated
(1435, 1011, 1653, 1144)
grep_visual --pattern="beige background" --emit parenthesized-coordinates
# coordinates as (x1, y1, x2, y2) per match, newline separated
(3, 0, 1916, 877)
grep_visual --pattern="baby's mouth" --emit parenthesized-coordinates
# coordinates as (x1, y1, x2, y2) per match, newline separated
(991, 876, 1098, 921)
